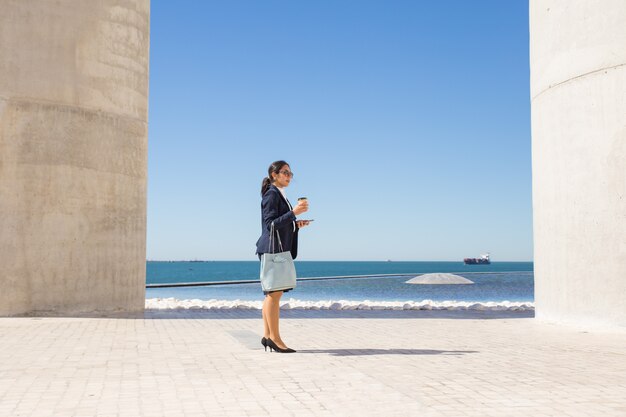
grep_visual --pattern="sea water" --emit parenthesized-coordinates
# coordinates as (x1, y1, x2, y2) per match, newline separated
(146, 261, 534, 311)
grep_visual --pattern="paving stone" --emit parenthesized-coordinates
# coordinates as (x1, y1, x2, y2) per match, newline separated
(0, 310, 624, 416)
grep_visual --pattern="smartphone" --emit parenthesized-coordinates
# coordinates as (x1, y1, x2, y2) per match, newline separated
(300, 219, 315, 222)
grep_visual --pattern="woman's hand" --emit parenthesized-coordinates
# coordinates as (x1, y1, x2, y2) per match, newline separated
(296, 220, 311, 228)
(293, 199, 309, 216)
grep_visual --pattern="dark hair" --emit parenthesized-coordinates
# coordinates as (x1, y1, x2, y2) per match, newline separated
(261, 160, 289, 196)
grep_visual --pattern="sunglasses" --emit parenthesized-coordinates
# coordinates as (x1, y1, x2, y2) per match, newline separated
(279, 170, 294, 178)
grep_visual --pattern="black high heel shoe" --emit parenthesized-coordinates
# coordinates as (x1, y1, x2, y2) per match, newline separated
(261, 337, 268, 351)
(266, 338, 296, 353)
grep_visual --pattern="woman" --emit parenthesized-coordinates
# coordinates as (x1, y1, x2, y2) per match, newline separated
(256, 160, 310, 353)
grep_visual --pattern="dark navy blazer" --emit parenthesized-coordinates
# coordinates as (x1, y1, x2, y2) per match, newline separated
(255, 185, 299, 259)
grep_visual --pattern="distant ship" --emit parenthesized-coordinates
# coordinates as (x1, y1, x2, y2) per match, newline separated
(464, 253, 491, 265)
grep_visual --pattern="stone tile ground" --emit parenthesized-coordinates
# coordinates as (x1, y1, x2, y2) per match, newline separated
(0, 310, 624, 416)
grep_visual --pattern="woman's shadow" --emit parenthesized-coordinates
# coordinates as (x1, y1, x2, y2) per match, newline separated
(295, 348, 478, 356)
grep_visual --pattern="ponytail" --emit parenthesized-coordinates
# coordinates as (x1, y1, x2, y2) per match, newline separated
(260, 177, 272, 196)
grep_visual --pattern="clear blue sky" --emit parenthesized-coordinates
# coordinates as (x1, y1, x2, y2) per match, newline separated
(147, 1, 532, 261)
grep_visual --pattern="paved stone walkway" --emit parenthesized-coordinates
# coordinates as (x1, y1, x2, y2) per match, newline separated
(1, 310, 625, 416)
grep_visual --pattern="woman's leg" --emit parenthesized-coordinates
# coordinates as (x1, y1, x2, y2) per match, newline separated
(264, 291, 289, 348)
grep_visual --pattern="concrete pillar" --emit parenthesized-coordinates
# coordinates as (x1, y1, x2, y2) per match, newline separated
(530, 1, 626, 327)
(0, 0, 149, 315)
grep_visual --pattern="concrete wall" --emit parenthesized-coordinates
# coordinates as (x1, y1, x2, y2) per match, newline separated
(530, 1, 626, 327)
(0, 0, 150, 315)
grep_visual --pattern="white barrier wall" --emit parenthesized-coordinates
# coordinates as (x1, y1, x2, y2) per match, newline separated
(0, 0, 150, 315)
(530, 1, 626, 327)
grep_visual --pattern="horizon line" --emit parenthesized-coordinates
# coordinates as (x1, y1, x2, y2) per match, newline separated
(146, 259, 535, 263)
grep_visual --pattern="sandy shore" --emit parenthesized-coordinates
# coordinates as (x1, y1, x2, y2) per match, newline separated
(0, 310, 624, 416)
